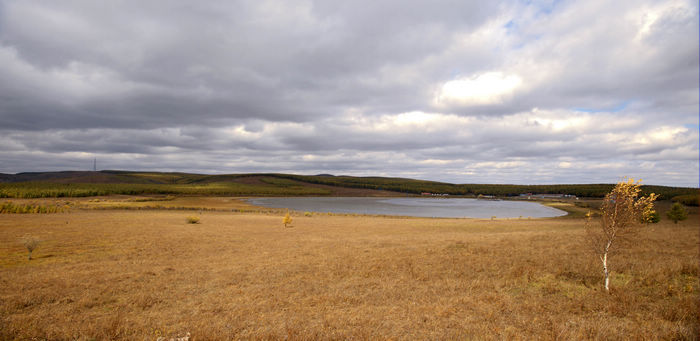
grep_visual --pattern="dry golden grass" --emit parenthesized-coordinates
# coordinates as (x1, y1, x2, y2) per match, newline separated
(0, 196, 262, 212)
(0, 198, 697, 340)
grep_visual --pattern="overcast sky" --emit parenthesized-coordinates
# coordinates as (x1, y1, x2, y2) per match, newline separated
(0, 0, 697, 186)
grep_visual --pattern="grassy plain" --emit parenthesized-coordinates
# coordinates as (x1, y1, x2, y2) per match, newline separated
(0, 198, 697, 340)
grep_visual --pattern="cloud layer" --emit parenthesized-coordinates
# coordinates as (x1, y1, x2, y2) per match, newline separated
(1, 0, 697, 186)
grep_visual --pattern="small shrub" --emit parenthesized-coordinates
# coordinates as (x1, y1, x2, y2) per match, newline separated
(283, 211, 293, 227)
(645, 211, 660, 224)
(666, 202, 688, 224)
(186, 216, 200, 224)
(21, 235, 40, 260)
(304, 211, 312, 217)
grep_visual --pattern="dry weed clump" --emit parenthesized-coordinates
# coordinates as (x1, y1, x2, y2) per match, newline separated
(0, 203, 697, 340)
(185, 216, 200, 224)
(20, 235, 40, 260)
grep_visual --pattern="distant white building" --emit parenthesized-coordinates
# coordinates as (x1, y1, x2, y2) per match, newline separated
(520, 193, 578, 200)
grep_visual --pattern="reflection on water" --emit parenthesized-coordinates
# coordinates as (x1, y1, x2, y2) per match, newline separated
(246, 197, 567, 218)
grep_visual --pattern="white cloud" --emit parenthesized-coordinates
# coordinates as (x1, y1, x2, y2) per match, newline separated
(435, 72, 522, 106)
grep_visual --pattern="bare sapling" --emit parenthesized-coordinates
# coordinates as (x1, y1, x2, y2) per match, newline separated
(585, 178, 657, 292)
(21, 235, 40, 260)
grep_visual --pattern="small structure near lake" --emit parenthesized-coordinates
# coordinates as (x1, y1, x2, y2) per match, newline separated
(519, 193, 578, 200)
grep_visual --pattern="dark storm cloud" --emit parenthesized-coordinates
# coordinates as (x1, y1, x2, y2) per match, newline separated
(0, 0, 500, 130)
(0, 0, 697, 186)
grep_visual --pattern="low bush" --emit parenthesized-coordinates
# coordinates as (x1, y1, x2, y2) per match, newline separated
(0, 202, 68, 214)
(667, 203, 688, 224)
(671, 194, 699, 206)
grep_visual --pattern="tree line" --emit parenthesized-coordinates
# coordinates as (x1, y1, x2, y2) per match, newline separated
(274, 174, 696, 201)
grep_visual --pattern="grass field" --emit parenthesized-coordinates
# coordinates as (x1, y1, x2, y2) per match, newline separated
(0, 198, 697, 340)
(0, 180, 333, 198)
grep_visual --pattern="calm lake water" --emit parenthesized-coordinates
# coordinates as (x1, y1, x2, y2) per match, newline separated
(246, 197, 567, 218)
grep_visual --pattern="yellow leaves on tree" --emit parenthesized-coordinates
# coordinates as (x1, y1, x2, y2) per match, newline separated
(586, 177, 657, 292)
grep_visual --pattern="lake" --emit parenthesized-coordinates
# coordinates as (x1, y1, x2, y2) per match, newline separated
(246, 197, 567, 218)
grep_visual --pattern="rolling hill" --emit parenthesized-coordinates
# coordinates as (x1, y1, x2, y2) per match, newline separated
(0, 170, 696, 201)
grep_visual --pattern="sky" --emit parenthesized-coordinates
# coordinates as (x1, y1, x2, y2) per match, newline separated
(0, 0, 698, 186)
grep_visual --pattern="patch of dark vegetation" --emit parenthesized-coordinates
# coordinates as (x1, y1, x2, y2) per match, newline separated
(671, 194, 699, 206)
(274, 174, 695, 200)
(0, 171, 695, 199)
(0, 202, 69, 214)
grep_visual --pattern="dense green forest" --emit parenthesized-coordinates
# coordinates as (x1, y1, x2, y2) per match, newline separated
(0, 171, 696, 202)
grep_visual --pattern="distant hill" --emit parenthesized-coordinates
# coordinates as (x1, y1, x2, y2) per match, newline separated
(2, 171, 141, 184)
(0, 170, 696, 200)
(274, 174, 697, 200)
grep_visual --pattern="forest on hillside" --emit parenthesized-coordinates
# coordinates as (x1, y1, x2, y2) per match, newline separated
(0, 171, 696, 203)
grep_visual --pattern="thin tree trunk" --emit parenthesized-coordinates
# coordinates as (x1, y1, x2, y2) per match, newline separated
(603, 252, 609, 292)
(601, 239, 612, 292)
